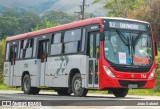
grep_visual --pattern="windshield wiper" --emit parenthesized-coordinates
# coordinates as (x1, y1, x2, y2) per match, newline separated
(133, 32, 142, 46)
(116, 30, 129, 46)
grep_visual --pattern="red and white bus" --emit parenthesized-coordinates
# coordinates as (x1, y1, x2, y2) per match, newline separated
(3, 17, 157, 97)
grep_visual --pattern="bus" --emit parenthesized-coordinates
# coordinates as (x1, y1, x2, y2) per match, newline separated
(3, 17, 157, 97)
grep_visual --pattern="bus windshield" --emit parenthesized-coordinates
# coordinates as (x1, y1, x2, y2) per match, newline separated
(104, 30, 153, 66)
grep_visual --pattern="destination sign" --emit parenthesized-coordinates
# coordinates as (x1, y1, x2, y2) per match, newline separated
(104, 20, 150, 31)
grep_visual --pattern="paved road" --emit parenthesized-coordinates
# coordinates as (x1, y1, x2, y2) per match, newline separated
(0, 90, 160, 109)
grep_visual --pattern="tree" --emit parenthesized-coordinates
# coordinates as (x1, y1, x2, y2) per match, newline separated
(42, 10, 76, 24)
(128, 0, 160, 45)
(31, 20, 58, 31)
(93, 0, 145, 17)
(0, 8, 43, 39)
(0, 16, 19, 39)
(0, 39, 5, 83)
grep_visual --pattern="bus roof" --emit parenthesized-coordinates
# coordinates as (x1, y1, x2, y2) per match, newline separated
(6, 17, 149, 42)
(102, 17, 149, 24)
(6, 17, 103, 42)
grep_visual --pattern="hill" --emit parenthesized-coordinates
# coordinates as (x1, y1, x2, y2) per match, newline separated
(0, 0, 106, 16)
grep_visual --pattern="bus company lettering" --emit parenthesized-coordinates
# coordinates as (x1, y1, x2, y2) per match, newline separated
(48, 60, 67, 69)
(48, 56, 69, 74)
(120, 23, 139, 30)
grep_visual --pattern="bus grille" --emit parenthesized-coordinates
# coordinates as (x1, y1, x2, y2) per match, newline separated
(118, 80, 147, 87)
(111, 65, 151, 73)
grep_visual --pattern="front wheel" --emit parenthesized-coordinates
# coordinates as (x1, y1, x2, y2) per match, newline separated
(72, 73, 88, 97)
(112, 88, 129, 97)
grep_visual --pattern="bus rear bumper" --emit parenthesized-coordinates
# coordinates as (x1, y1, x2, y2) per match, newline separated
(99, 77, 155, 90)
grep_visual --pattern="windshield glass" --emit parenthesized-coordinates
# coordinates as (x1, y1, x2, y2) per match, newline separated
(104, 30, 153, 66)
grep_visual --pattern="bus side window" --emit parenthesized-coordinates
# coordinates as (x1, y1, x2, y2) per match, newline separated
(89, 34, 94, 58)
(64, 29, 81, 54)
(50, 33, 62, 55)
(5, 43, 10, 61)
(19, 39, 33, 59)
(33, 38, 37, 58)
(19, 40, 24, 59)
(9, 46, 17, 65)
(81, 28, 86, 52)
(9, 46, 13, 63)
(96, 33, 100, 58)
(25, 39, 33, 58)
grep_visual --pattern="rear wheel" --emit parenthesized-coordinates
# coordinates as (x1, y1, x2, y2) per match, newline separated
(72, 73, 88, 97)
(56, 88, 71, 96)
(22, 74, 40, 94)
(112, 88, 129, 97)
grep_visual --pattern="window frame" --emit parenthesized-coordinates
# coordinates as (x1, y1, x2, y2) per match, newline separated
(63, 28, 82, 54)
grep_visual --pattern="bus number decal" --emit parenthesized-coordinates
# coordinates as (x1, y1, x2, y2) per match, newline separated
(141, 74, 147, 78)
(109, 22, 116, 28)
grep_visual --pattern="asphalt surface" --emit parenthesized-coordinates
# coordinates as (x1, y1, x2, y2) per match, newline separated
(0, 90, 160, 109)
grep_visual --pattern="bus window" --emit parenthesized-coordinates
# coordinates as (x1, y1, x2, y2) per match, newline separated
(81, 28, 86, 52)
(19, 40, 24, 59)
(50, 33, 62, 55)
(19, 39, 33, 59)
(89, 34, 94, 58)
(64, 29, 81, 54)
(9, 46, 17, 65)
(5, 43, 10, 61)
(96, 33, 100, 58)
(25, 39, 33, 58)
(33, 38, 37, 57)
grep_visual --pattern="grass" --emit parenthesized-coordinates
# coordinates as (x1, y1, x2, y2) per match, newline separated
(128, 89, 160, 96)
(0, 83, 21, 90)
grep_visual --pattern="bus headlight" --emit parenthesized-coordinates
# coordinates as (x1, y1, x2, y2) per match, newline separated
(148, 68, 156, 79)
(103, 65, 116, 78)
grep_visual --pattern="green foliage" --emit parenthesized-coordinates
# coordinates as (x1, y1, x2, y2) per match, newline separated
(0, 8, 42, 39)
(0, 8, 77, 40)
(154, 51, 160, 92)
(93, 0, 145, 17)
(32, 20, 59, 31)
(0, 39, 5, 83)
(0, 83, 21, 90)
(0, 16, 19, 39)
(42, 10, 76, 24)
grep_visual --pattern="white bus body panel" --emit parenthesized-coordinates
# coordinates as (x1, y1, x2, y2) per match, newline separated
(4, 55, 89, 88)
(3, 62, 10, 86)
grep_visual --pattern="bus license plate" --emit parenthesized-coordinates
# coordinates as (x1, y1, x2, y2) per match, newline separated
(128, 84, 138, 88)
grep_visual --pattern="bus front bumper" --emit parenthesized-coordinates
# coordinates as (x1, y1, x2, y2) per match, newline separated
(99, 76, 155, 90)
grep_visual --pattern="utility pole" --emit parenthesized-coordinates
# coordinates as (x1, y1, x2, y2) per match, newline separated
(82, 0, 85, 20)
(74, 0, 89, 20)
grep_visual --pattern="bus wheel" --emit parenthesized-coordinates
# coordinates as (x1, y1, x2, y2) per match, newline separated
(72, 73, 88, 97)
(112, 88, 129, 97)
(22, 74, 40, 95)
(56, 88, 71, 96)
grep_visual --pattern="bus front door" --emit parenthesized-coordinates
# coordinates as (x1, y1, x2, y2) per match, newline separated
(38, 40, 49, 86)
(9, 45, 18, 86)
(88, 32, 100, 88)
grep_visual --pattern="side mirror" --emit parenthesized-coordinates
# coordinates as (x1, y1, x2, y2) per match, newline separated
(154, 42, 158, 56)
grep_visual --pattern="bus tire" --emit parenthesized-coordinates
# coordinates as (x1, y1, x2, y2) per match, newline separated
(22, 74, 40, 95)
(56, 88, 71, 96)
(112, 88, 129, 97)
(72, 73, 88, 97)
